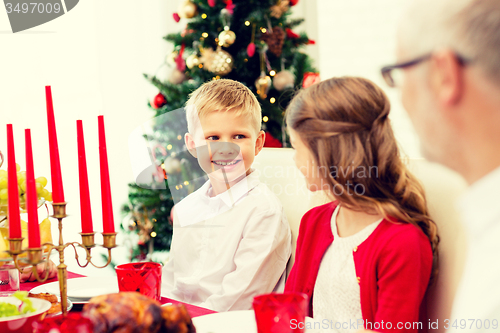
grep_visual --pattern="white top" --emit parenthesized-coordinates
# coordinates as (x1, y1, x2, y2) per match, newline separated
(161, 170, 292, 312)
(449, 166, 500, 333)
(312, 205, 381, 333)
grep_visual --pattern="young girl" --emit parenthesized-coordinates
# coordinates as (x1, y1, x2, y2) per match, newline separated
(285, 77, 438, 332)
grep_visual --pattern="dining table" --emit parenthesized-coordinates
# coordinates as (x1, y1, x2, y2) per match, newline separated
(20, 271, 217, 318)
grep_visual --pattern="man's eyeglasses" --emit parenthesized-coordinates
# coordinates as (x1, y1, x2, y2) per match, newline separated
(381, 53, 470, 88)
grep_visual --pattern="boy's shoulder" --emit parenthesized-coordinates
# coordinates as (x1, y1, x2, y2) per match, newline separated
(243, 181, 284, 213)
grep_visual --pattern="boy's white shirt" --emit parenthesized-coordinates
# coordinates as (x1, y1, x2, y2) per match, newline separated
(161, 170, 292, 312)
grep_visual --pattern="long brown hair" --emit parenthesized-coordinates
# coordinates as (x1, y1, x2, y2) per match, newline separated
(286, 77, 439, 280)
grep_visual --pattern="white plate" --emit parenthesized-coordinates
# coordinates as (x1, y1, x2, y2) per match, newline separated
(30, 277, 119, 303)
(29, 284, 85, 305)
(192, 310, 316, 333)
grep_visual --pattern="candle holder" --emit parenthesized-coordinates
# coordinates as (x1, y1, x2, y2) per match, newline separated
(6, 202, 117, 316)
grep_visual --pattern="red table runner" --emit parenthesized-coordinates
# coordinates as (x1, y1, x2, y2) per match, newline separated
(21, 272, 216, 318)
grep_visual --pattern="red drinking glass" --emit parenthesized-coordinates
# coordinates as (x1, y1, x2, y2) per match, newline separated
(115, 262, 162, 300)
(253, 292, 308, 333)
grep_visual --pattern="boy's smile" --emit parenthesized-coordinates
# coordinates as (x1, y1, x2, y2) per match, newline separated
(186, 110, 265, 196)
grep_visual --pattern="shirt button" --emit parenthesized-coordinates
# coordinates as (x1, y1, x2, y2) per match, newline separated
(353, 246, 358, 252)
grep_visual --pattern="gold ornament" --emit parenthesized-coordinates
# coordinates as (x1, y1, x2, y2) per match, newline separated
(163, 157, 182, 174)
(166, 51, 178, 65)
(168, 68, 186, 84)
(218, 27, 236, 47)
(270, 0, 290, 18)
(205, 46, 234, 76)
(255, 71, 272, 99)
(178, 0, 198, 19)
(273, 70, 295, 91)
(186, 54, 201, 69)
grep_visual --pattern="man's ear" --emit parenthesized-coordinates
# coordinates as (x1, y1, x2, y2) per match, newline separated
(430, 49, 464, 107)
(254, 130, 266, 156)
(185, 133, 198, 158)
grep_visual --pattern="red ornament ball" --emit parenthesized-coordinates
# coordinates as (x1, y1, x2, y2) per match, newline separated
(290, 0, 299, 5)
(152, 93, 167, 109)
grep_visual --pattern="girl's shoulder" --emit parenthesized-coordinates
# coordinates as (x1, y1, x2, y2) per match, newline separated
(368, 218, 432, 255)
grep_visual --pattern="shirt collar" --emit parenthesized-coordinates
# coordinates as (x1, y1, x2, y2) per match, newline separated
(457, 165, 500, 235)
(205, 169, 261, 207)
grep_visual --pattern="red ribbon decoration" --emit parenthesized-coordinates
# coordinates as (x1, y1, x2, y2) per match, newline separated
(175, 44, 186, 72)
(286, 28, 299, 39)
(223, 0, 235, 14)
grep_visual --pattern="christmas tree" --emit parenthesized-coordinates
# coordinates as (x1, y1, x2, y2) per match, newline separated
(121, 0, 318, 262)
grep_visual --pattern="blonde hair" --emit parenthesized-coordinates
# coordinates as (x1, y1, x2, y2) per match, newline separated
(185, 79, 262, 134)
(286, 77, 439, 281)
(400, 0, 500, 84)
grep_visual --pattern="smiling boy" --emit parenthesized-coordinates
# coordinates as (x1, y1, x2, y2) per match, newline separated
(161, 79, 292, 312)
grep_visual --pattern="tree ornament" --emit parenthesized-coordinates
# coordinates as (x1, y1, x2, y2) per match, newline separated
(208, 0, 216, 7)
(286, 28, 299, 39)
(205, 46, 234, 76)
(172, 13, 181, 22)
(247, 43, 256, 57)
(163, 157, 182, 174)
(220, 8, 231, 17)
(166, 50, 178, 65)
(270, 0, 290, 19)
(260, 26, 285, 57)
(168, 68, 186, 84)
(273, 70, 295, 91)
(247, 23, 256, 57)
(218, 27, 236, 47)
(255, 71, 272, 99)
(152, 92, 167, 109)
(290, 0, 299, 5)
(186, 54, 201, 69)
(128, 219, 137, 231)
(222, 0, 235, 15)
(177, 0, 198, 19)
(218, 8, 235, 48)
(302, 72, 321, 88)
(175, 43, 186, 72)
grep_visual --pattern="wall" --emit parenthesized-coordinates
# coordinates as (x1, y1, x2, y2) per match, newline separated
(316, 0, 421, 158)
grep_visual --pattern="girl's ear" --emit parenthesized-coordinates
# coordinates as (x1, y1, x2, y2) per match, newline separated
(185, 133, 198, 158)
(254, 130, 266, 156)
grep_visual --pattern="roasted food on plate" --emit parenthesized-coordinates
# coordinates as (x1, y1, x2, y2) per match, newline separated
(82, 292, 196, 333)
(28, 292, 61, 315)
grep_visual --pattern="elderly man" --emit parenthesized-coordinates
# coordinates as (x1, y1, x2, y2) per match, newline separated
(381, 0, 500, 331)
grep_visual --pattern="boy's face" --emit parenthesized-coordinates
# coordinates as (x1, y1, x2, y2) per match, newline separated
(186, 111, 265, 186)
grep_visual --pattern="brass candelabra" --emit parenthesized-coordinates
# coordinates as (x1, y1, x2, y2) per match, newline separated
(6, 202, 117, 316)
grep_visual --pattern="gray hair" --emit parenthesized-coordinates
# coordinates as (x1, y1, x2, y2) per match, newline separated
(399, 0, 500, 84)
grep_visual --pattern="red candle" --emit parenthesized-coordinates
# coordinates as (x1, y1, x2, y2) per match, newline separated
(6, 124, 21, 239)
(45, 86, 65, 203)
(98, 116, 115, 233)
(25, 129, 41, 248)
(77, 120, 93, 234)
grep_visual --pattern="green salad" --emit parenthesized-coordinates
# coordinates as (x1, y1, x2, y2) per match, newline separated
(0, 291, 36, 318)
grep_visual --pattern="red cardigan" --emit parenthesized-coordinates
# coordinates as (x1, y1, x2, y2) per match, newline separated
(285, 202, 432, 332)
